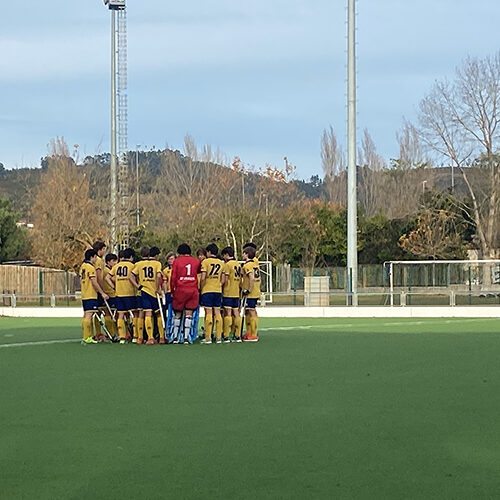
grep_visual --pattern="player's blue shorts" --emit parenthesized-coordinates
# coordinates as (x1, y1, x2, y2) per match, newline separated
(222, 296, 239, 309)
(165, 292, 172, 305)
(97, 293, 105, 307)
(107, 297, 117, 310)
(140, 291, 159, 311)
(200, 292, 222, 308)
(82, 299, 99, 311)
(117, 295, 137, 312)
(245, 298, 258, 309)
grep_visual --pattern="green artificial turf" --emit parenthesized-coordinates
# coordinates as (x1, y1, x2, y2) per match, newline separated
(1, 317, 500, 499)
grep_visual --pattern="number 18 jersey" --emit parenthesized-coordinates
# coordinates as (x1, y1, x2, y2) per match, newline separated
(132, 259, 162, 297)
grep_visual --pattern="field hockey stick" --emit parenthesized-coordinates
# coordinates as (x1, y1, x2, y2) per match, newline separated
(239, 295, 247, 338)
(93, 312, 114, 341)
(104, 298, 116, 321)
(126, 310, 135, 337)
(156, 293, 166, 330)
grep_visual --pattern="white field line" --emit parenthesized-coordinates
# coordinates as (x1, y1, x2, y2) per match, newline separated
(1, 318, 498, 348)
(0, 339, 80, 349)
(259, 318, 498, 332)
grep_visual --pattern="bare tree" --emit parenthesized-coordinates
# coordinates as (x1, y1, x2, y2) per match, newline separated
(396, 121, 429, 170)
(357, 129, 386, 216)
(321, 126, 346, 205)
(30, 138, 104, 269)
(418, 53, 500, 257)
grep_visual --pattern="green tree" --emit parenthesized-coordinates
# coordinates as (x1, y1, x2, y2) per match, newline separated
(0, 198, 28, 262)
(358, 214, 415, 264)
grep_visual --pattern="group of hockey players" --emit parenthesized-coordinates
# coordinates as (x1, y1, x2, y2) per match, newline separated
(79, 240, 261, 345)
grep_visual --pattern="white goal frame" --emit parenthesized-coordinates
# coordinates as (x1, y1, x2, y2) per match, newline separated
(384, 259, 500, 306)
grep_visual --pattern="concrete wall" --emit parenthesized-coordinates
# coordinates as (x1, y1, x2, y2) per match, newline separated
(1, 306, 499, 319)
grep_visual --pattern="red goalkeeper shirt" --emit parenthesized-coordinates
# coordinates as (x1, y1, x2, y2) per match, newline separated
(171, 255, 201, 294)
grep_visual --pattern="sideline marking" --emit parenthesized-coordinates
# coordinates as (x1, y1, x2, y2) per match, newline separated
(260, 318, 497, 332)
(0, 339, 80, 349)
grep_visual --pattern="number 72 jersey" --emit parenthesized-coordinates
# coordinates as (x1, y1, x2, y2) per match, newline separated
(200, 257, 223, 294)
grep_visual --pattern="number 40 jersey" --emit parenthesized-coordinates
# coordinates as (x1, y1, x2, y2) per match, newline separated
(109, 261, 136, 297)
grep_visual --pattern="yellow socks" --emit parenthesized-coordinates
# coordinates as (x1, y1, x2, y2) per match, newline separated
(157, 319, 165, 340)
(145, 316, 154, 340)
(249, 316, 259, 335)
(215, 314, 223, 340)
(245, 312, 251, 335)
(133, 317, 139, 339)
(82, 318, 93, 339)
(94, 318, 102, 336)
(204, 313, 213, 340)
(223, 316, 232, 338)
(105, 317, 115, 337)
(136, 317, 144, 341)
(233, 316, 242, 338)
(117, 319, 127, 339)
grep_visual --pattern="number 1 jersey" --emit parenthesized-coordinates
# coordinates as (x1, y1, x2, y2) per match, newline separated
(170, 255, 201, 292)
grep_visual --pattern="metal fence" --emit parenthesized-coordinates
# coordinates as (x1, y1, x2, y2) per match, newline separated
(2, 290, 500, 309)
(274, 261, 500, 293)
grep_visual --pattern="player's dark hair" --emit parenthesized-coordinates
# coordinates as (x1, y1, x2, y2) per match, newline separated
(196, 247, 207, 258)
(149, 246, 161, 258)
(105, 253, 118, 264)
(140, 246, 150, 258)
(243, 246, 256, 259)
(85, 248, 97, 261)
(206, 243, 218, 256)
(221, 246, 234, 258)
(243, 242, 257, 250)
(118, 249, 125, 260)
(92, 240, 107, 252)
(123, 248, 135, 260)
(177, 243, 191, 255)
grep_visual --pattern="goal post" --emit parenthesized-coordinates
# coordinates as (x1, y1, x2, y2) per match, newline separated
(384, 260, 500, 306)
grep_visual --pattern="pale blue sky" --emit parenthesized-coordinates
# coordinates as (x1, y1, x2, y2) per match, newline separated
(1, 1, 499, 178)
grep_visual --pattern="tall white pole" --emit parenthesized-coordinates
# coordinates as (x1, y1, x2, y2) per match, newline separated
(110, 9, 118, 251)
(136, 145, 140, 227)
(347, 0, 358, 305)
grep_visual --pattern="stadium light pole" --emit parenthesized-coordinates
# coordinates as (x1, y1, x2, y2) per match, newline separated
(347, 0, 358, 305)
(104, 0, 120, 251)
(135, 144, 140, 227)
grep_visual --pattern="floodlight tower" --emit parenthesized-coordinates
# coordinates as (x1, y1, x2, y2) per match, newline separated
(104, 0, 129, 250)
(347, 0, 358, 305)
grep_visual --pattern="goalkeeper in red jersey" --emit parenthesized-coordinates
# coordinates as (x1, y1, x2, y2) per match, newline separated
(170, 243, 201, 343)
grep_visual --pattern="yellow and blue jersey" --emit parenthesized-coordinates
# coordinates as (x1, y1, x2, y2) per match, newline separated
(102, 265, 116, 298)
(132, 259, 162, 297)
(222, 259, 242, 298)
(163, 267, 172, 293)
(242, 258, 261, 299)
(201, 257, 223, 294)
(95, 255, 105, 276)
(80, 261, 97, 300)
(110, 261, 136, 297)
